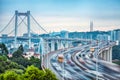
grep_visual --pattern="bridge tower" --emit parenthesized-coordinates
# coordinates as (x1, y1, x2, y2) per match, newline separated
(14, 10, 31, 49)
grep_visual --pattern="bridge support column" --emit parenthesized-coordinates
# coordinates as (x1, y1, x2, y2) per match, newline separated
(41, 40, 49, 54)
(103, 51, 106, 61)
(68, 41, 73, 48)
(65, 41, 69, 48)
(106, 50, 109, 61)
(57, 40, 61, 50)
(40, 38, 45, 54)
(99, 53, 103, 59)
(109, 47, 112, 62)
(51, 41, 55, 51)
(108, 50, 110, 62)
(100, 47, 113, 63)
(57, 40, 64, 50)
(60, 41, 64, 49)
(105, 50, 108, 61)
(105, 48, 112, 62)
(45, 41, 50, 54)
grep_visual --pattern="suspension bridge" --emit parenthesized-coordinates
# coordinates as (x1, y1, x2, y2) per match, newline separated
(0, 11, 119, 80)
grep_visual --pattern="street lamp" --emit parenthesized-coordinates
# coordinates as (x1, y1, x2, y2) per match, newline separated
(90, 44, 99, 80)
(58, 54, 64, 80)
(96, 40, 99, 80)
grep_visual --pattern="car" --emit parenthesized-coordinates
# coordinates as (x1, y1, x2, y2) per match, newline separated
(73, 67, 81, 72)
(79, 54, 82, 57)
(51, 63, 62, 72)
(66, 54, 71, 59)
(67, 60, 75, 66)
(55, 66, 62, 72)
(51, 63, 59, 67)
(51, 57, 56, 62)
(85, 70, 104, 77)
(59, 70, 73, 80)
(79, 58, 85, 64)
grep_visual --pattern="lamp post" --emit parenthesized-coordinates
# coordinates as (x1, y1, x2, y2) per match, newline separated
(58, 54, 64, 80)
(96, 40, 99, 80)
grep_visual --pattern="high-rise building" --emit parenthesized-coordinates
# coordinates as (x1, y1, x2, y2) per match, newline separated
(90, 21, 93, 32)
(97, 34, 110, 41)
(110, 30, 117, 41)
(118, 31, 120, 41)
(116, 30, 120, 41)
(60, 31, 69, 38)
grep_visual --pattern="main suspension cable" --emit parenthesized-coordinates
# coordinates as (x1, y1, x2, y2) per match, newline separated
(0, 14, 15, 33)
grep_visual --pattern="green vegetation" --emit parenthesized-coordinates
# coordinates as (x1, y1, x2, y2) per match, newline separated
(0, 55, 25, 73)
(0, 43, 8, 55)
(112, 44, 120, 60)
(43, 69, 58, 80)
(9, 45, 41, 68)
(0, 65, 58, 80)
(0, 43, 58, 80)
(113, 61, 120, 65)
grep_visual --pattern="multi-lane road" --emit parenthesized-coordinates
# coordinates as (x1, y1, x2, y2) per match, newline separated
(43, 41, 120, 80)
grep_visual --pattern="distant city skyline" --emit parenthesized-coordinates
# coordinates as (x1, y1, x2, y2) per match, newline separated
(0, 0, 120, 35)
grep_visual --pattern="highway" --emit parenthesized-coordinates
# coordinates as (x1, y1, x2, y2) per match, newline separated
(43, 41, 120, 80)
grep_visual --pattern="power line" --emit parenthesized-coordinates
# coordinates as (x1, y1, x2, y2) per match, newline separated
(0, 14, 15, 33)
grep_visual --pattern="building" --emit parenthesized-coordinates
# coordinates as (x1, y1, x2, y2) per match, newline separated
(7, 53, 13, 58)
(23, 48, 40, 59)
(116, 30, 120, 42)
(97, 34, 110, 41)
(90, 21, 93, 32)
(110, 30, 120, 41)
(60, 30, 69, 38)
(1, 34, 8, 43)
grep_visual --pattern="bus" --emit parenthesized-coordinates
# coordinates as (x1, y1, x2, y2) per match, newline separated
(58, 54, 64, 63)
(90, 47, 95, 52)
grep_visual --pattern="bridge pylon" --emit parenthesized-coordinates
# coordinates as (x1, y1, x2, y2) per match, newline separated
(14, 10, 31, 49)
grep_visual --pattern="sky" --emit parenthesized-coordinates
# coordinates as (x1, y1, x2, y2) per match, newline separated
(0, 0, 120, 35)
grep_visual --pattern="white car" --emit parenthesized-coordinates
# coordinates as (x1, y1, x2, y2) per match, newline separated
(59, 70, 72, 79)
(51, 63, 62, 72)
(55, 66, 62, 72)
(85, 70, 104, 77)
(51, 63, 59, 67)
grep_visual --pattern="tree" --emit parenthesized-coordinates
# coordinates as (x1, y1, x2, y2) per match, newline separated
(0, 55, 7, 61)
(0, 74, 4, 80)
(10, 56, 32, 67)
(43, 69, 58, 80)
(0, 43, 8, 55)
(18, 45, 24, 53)
(23, 65, 44, 80)
(12, 50, 23, 58)
(12, 45, 24, 58)
(2, 70, 21, 80)
(30, 56, 41, 69)
(112, 45, 120, 60)
(0, 65, 58, 80)
(0, 55, 25, 73)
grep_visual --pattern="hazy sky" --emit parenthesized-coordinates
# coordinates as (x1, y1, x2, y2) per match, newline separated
(0, 0, 120, 35)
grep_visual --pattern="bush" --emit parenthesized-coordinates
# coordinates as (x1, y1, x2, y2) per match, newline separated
(2, 71, 21, 80)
